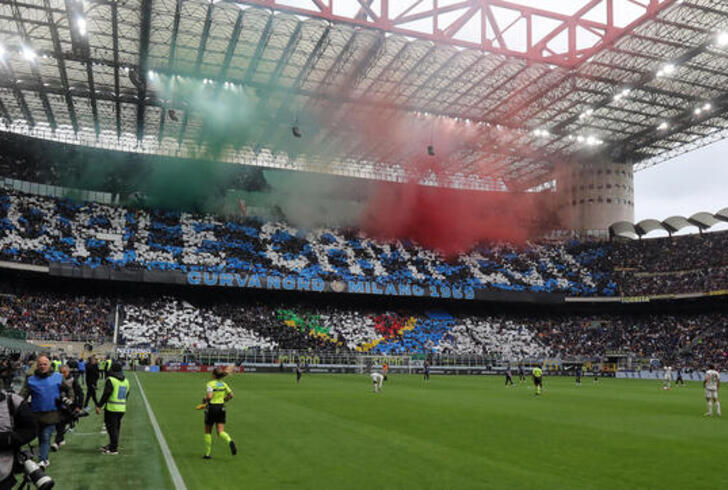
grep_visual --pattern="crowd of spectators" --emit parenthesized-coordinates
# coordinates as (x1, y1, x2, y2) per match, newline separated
(0, 188, 614, 296)
(531, 311, 728, 369)
(612, 232, 728, 273)
(2, 187, 727, 298)
(0, 275, 725, 368)
(0, 290, 113, 341)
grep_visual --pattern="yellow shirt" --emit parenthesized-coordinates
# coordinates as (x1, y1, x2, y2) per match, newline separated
(532, 367, 543, 378)
(206, 380, 232, 405)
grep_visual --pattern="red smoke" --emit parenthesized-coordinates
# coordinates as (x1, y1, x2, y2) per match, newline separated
(360, 180, 553, 256)
(308, 97, 560, 255)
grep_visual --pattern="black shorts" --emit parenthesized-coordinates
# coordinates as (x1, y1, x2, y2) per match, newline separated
(533, 377, 542, 387)
(205, 404, 226, 425)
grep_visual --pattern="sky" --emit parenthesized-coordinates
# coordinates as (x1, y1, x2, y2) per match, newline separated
(634, 137, 728, 235)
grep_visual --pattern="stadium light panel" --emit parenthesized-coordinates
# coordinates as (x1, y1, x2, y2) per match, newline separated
(718, 32, 728, 46)
(77, 17, 87, 36)
(703, 103, 712, 111)
(657, 63, 675, 77)
(22, 46, 36, 62)
(658, 122, 669, 131)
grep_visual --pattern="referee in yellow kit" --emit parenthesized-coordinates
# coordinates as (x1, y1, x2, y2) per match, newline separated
(532, 366, 543, 396)
(201, 367, 237, 459)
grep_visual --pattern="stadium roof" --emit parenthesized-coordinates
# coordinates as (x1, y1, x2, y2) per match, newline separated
(610, 206, 728, 237)
(0, 0, 727, 190)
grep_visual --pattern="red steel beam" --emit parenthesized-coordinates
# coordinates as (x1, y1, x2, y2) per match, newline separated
(235, 0, 675, 68)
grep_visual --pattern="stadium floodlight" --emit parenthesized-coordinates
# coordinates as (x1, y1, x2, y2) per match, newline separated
(657, 63, 675, 77)
(694, 107, 702, 115)
(77, 17, 87, 36)
(579, 108, 594, 120)
(717, 32, 728, 46)
(613, 89, 630, 102)
(22, 46, 36, 62)
(0, 44, 4, 58)
(703, 103, 712, 111)
(658, 121, 669, 131)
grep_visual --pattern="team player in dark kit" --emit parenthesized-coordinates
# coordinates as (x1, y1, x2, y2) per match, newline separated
(576, 364, 582, 385)
(675, 366, 685, 386)
(295, 361, 303, 384)
(423, 360, 430, 382)
(505, 365, 514, 387)
(518, 362, 525, 382)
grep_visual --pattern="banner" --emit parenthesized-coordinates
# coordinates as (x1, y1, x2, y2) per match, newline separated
(162, 363, 244, 373)
(48, 263, 565, 304)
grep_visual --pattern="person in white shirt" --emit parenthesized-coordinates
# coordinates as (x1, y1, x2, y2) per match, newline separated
(370, 372, 384, 393)
(703, 365, 721, 417)
(662, 366, 672, 390)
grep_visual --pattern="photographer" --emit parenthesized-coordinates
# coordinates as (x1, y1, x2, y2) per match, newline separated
(19, 356, 64, 468)
(0, 390, 37, 489)
(52, 365, 84, 451)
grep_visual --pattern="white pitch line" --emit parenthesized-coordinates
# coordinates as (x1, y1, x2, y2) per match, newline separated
(134, 373, 187, 490)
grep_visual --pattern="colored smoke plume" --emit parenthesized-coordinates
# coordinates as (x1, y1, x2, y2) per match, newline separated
(360, 181, 554, 256)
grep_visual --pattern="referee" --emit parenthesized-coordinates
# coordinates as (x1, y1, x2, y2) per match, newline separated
(202, 367, 237, 460)
(532, 366, 543, 395)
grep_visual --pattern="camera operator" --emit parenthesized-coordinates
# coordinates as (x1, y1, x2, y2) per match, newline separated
(19, 356, 65, 468)
(0, 389, 36, 489)
(52, 365, 84, 452)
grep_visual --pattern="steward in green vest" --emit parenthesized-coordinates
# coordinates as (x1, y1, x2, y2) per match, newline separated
(51, 358, 62, 372)
(95, 362, 130, 455)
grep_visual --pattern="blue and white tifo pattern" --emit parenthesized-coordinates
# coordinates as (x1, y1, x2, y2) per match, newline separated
(0, 189, 617, 296)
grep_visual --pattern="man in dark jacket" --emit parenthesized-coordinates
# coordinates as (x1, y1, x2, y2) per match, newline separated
(0, 390, 37, 489)
(83, 356, 100, 409)
(52, 365, 85, 451)
(95, 363, 130, 455)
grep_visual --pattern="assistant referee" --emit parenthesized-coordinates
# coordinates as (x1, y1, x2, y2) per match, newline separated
(202, 367, 237, 460)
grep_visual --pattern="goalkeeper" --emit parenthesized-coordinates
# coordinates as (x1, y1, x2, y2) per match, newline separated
(198, 367, 238, 459)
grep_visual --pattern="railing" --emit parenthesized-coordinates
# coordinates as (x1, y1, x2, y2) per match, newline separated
(160, 348, 561, 367)
(24, 332, 111, 344)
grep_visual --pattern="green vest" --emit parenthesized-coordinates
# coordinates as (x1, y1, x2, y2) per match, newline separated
(51, 360, 61, 372)
(533, 367, 543, 378)
(106, 377, 130, 412)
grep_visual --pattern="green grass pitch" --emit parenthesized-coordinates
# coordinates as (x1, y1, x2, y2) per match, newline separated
(48, 373, 727, 489)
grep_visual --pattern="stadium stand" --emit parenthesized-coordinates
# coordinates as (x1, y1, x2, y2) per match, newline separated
(1, 280, 724, 368)
(2, 188, 728, 297)
(0, 188, 615, 296)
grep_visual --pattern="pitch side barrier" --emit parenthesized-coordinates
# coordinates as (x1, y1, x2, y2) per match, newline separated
(617, 370, 728, 382)
(48, 263, 564, 304)
(157, 362, 620, 377)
